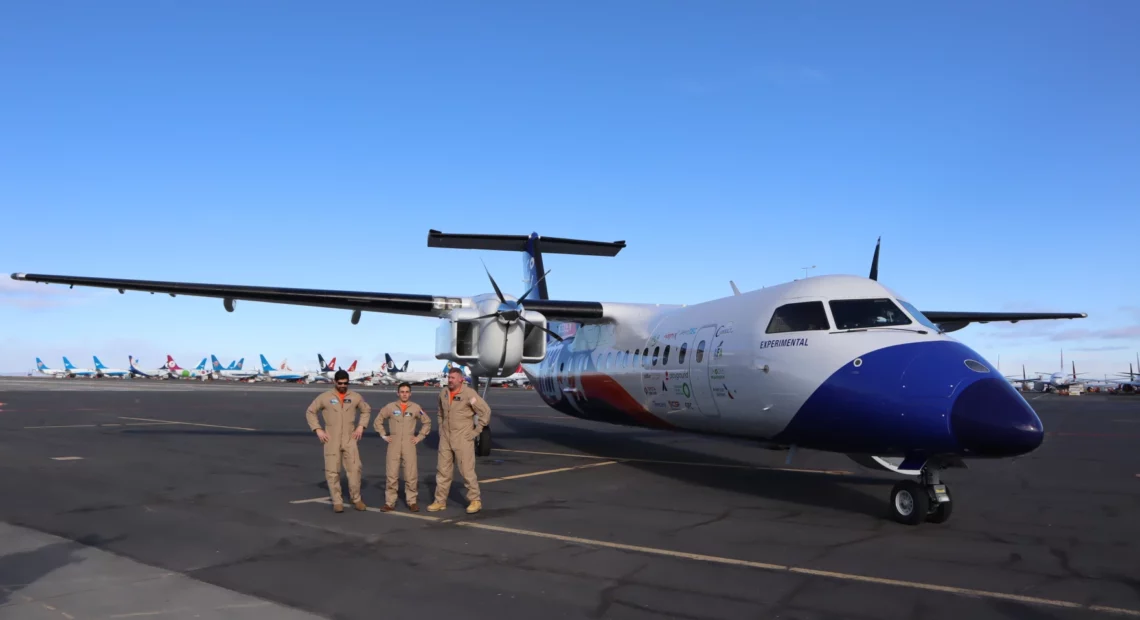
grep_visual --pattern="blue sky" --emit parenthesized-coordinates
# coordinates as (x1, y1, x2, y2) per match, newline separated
(2, 1, 1137, 379)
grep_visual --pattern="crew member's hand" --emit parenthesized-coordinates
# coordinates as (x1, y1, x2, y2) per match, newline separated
(470, 397, 477, 406)
(352, 426, 364, 441)
(382, 435, 391, 443)
(412, 437, 420, 444)
(316, 429, 329, 443)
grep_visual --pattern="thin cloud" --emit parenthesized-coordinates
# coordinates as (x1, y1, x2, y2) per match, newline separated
(0, 278, 99, 309)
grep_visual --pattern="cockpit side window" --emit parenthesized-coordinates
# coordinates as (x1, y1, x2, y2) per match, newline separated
(766, 301, 831, 334)
(829, 298, 913, 330)
(897, 299, 941, 332)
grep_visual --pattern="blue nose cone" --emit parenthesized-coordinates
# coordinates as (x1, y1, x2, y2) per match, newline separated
(951, 378, 1044, 456)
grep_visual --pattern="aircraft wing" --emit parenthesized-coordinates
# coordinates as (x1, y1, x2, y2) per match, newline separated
(9, 273, 605, 322)
(920, 310, 1087, 333)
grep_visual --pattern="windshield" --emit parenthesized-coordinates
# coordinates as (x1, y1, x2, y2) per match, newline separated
(828, 298, 913, 330)
(896, 299, 941, 332)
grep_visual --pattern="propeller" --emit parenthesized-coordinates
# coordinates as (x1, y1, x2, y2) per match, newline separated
(473, 261, 563, 375)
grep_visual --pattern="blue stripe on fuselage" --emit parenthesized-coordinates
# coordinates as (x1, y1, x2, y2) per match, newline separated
(774, 340, 1004, 456)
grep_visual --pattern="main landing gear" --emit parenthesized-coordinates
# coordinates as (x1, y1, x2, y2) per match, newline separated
(889, 465, 952, 525)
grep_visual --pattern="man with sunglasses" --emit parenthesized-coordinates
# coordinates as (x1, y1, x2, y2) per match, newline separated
(305, 369, 372, 513)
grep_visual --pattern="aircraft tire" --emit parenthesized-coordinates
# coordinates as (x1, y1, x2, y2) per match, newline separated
(925, 485, 953, 524)
(890, 480, 928, 525)
(476, 426, 491, 457)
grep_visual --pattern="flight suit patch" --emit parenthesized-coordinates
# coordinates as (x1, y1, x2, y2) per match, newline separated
(329, 398, 338, 404)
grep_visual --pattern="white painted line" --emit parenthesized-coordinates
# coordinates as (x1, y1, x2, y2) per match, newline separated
(494, 448, 852, 475)
(109, 609, 191, 618)
(51, 457, 84, 461)
(118, 417, 256, 431)
(289, 497, 333, 504)
(291, 496, 1140, 617)
(23, 422, 176, 430)
(482, 460, 619, 484)
(291, 496, 441, 522)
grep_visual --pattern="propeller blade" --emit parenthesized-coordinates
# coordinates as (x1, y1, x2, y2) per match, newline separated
(518, 269, 552, 302)
(521, 316, 564, 342)
(472, 312, 501, 321)
(481, 258, 507, 304)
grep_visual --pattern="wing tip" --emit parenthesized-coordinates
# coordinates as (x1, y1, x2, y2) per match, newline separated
(11, 273, 27, 280)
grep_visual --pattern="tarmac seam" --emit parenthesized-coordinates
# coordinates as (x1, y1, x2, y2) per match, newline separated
(118, 416, 257, 431)
(291, 496, 1140, 617)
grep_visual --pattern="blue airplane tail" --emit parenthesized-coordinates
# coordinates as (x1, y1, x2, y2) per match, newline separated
(195, 358, 207, 371)
(63, 356, 76, 370)
(259, 354, 274, 373)
(93, 356, 106, 370)
(211, 355, 224, 372)
(36, 357, 48, 370)
(235, 358, 244, 370)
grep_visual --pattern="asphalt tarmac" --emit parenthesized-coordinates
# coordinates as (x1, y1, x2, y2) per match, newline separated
(1, 377, 1138, 619)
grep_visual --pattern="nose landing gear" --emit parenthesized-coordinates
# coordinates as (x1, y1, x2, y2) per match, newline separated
(889, 465, 952, 525)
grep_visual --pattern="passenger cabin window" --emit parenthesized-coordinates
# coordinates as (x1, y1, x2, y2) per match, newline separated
(678, 343, 687, 364)
(652, 346, 660, 366)
(766, 301, 831, 334)
(633, 350, 641, 367)
(695, 340, 706, 363)
(829, 298, 913, 330)
(662, 345, 671, 365)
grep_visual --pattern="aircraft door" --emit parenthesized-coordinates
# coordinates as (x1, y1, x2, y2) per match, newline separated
(687, 326, 719, 416)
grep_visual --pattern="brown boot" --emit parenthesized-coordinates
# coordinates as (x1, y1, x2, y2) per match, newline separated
(333, 504, 344, 513)
(353, 501, 367, 511)
(407, 503, 419, 512)
(380, 505, 394, 512)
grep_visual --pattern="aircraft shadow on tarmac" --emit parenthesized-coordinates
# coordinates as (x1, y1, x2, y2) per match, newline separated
(121, 421, 894, 518)
(0, 533, 125, 605)
(494, 416, 894, 520)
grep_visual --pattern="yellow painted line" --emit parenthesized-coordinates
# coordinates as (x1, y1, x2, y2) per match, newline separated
(291, 496, 442, 522)
(109, 609, 191, 618)
(119, 417, 256, 432)
(494, 449, 852, 475)
(481, 460, 619, 484)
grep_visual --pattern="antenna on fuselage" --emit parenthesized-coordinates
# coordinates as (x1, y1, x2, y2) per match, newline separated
(869, 236, 881, 280)
(729, 281, 741, 296)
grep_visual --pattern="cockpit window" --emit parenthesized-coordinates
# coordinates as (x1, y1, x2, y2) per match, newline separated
(829, 298, 912, 330)
(766, 301, 831, 334)
(896, 299, 941, 332)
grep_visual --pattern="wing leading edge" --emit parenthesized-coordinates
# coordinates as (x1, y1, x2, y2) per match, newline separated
(920, 310, 1088, 333)
(8, 273, 605, 322)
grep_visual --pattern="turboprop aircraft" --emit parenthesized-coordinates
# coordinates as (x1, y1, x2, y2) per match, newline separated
(9, 230, 1087, 525)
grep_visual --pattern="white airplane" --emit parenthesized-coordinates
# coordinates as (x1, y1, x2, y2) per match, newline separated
(166, 355, 209, 380)
(93, 356, 130, 378)
(257, 354, 316, 383)
(210, 355, 259, 380)
(10, 230, 1088, 525)
(490, 364, 529, 387)
(61, 356, 97, 378)
(129, 356, 171, 379)
(34, 358, 67, 378)
(382, 353, 443, 385)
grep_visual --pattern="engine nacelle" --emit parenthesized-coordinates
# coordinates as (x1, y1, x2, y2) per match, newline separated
(435, 306, 548, 376)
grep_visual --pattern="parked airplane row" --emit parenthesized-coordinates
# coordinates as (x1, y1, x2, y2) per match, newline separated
(31, 353, 532, 387)
(11, 228, 1091, 525)
(1003, 351, 1140, 394)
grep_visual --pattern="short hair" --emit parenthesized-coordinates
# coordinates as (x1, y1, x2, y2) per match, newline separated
(334, 369, 349, 382)
(397, 382, 411, 391)
(448, 367, 464, 376)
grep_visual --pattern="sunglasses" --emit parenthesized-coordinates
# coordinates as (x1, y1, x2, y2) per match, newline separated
(336, 381, 349, 386)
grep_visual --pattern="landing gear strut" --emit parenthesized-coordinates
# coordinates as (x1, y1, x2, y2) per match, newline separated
(889, 466, 952, 525)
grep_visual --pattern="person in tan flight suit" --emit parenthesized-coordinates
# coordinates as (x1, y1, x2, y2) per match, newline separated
(428, 366, 491, 514)
(373, 382, 431, 512)
(305, 369, 371, 513)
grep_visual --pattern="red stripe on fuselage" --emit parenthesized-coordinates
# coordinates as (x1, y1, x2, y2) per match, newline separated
(536, 370, 675, 430)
